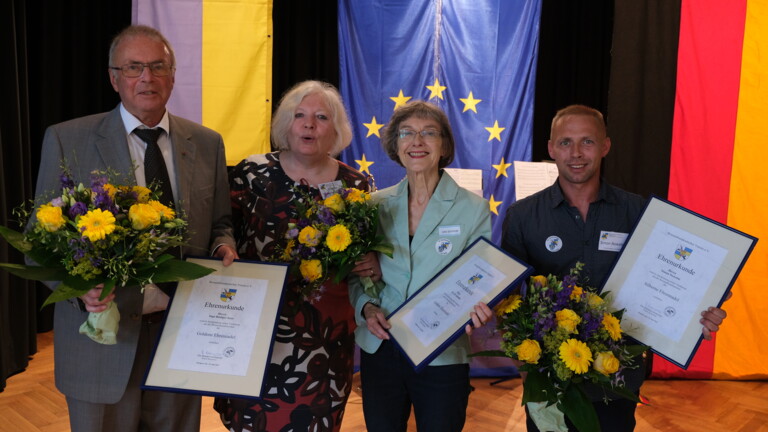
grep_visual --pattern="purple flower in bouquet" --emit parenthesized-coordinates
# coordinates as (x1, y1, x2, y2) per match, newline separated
(69, 201, 88, 218)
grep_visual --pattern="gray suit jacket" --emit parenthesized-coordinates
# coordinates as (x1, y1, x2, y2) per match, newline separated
(34, 106, 235, 403)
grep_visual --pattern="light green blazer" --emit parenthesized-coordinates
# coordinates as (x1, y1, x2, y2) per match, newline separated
(350, 172, 491, 366)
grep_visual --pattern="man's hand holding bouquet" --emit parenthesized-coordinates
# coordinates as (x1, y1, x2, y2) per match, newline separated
(477, 263, 648, 432)
(0, 170, 214, 344)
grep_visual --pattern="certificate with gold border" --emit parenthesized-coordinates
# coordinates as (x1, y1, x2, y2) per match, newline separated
(143, 257, 288, 399)
(602, 196, 757, 369)
(387, 237, 532, 370)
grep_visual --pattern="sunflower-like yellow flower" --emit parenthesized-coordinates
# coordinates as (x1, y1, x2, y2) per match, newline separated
(299, 259, 323, 282)
(602, 313, 622, 340)
(587, 292, 604, 307)
(593, 351, 620, 375)
(570, 285, 584, 301)
(531, 275, 548, 287)
(324, 194, 346, 213)
(128, 203, 162, 230)
(345, 188, 369, 203)
(555, 309, 581, 334)
(77, 208, 117, 241)
(36, 204, 66, 232)
(494, 294, 522, 316)
(559, 338, 592, 374)
(515, 339, 542, 364)
(298, 226, 322, 247)
(148, 200, 175, 220)
(326, 224, 352, 252)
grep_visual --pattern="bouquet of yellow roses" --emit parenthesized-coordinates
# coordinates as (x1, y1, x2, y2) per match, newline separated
(480, 263, 647, 432)
(273, 186, 393, 302)
(0, 170, 214, 344)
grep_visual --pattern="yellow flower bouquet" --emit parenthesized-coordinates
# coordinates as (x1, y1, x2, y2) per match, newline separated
(274, 186, 393, 302)
(0, 170, 214, 344)
(476, 263, 648, 432)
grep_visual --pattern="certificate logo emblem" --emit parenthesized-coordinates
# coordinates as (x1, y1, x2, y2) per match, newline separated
(664, 306, 676, 317)
(545, 236, 562, 252)
(223, 346, 236, 357)
(674, 245, 692, 260)
(435, 238, 452, 255)
(468, 274, 483, 284)
(220, 288, 237, 302)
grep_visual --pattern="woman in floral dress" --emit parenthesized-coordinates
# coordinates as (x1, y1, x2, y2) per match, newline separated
(214, 81, 375, 432)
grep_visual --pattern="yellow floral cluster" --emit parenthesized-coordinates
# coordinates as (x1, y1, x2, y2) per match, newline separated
(486, 264, 647, 428)
(276, 186, 390, 302)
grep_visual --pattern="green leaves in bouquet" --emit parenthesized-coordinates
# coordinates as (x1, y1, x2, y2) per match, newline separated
(560, 383, 600, 432)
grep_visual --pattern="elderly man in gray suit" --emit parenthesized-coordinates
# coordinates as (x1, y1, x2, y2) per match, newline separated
(31, 25, 238, 431)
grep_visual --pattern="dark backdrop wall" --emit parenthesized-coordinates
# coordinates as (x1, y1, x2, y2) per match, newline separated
(1, 0, 677, 390)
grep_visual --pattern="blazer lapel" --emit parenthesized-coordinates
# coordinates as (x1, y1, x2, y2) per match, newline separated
(95, 107, 135, 183)
(409, 173, 459, 253)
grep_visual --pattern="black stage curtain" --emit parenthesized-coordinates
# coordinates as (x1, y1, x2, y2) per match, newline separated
(605, 0, 681, 198)
(1, 0, 675, 390)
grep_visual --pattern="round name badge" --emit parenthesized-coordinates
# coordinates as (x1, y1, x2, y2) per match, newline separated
(545, 236, 563, 252)
(435, 238, 453, 255)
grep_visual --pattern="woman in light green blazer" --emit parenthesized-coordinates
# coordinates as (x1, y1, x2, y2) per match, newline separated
(350, 101, 493, 432)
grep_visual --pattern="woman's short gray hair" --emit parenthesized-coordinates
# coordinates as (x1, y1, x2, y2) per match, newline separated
(381, 101, 455, 169)
(271, 81, 353, 156)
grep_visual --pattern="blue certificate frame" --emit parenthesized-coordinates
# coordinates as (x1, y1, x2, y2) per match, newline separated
(602, 196, 757, 369)
(143, 257, 288, 399)
(386, 237, 532, 371)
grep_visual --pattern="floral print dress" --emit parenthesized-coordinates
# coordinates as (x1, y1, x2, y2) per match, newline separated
(214, 152, 369, 432)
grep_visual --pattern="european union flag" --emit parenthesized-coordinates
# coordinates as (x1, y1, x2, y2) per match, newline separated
(338, 0, 541, 241)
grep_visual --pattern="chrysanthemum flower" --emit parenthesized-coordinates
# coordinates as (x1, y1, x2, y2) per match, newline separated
(345, 188, 369, 203)
(555, 308, 581, 333)
(280, 239, 295, 261)
(559, 338, 592, 374)
(602, 313, 622, 340)
(326, 224, 352, 252)
(299, 259, 322, 282)
(570, 285, 584, 301)
(148, 200, 175, 220)
(103, 184, 117, 199)
(515, 339, 542, 364)
(77, 208, 117, 241)
(324, 194, 346, 213)
(36, 204, 66, 232)
(593, 351, 620, 375)
(298, 226, 322, 247)
(531, 275, 548, 287)
(132, 186, 153, 203)
(494, 294, 522, 316)
(128, 203, 162, 230)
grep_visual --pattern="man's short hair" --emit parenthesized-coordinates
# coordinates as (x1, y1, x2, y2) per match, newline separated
(550, 104, 607, 138)
(108, 25, 176, 71)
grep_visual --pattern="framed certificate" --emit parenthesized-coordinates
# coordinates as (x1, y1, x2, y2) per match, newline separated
(143, 257, 289, 399)
(602, 196, 757, 369)
(387, 237, 533, 370)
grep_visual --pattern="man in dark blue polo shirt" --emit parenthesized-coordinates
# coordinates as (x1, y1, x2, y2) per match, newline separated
(501, 104, 727, 431)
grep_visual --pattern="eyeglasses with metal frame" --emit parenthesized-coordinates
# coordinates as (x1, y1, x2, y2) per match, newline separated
(109, 62, 174, 78)
(397, 128, 442, 143)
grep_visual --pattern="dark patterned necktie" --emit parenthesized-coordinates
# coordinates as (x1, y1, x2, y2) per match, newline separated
(134, 128, 174, 207)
